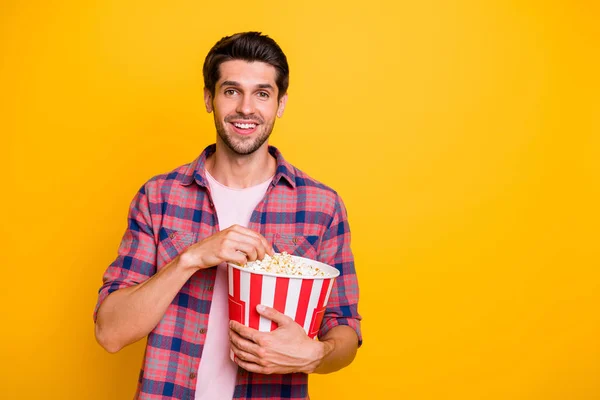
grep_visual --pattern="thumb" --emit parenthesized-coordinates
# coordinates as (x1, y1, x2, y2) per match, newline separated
(256, 304, 291, 326)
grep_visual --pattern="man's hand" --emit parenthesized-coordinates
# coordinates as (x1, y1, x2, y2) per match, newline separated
(178, 225, 274, 271)
(95, 226, 273, 354)
(229, 305, 331, 375)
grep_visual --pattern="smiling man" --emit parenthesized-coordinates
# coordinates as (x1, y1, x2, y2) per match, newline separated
(94, 32, 362, 400)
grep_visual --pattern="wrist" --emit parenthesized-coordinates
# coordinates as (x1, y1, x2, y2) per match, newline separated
(177, 248, 204, 272)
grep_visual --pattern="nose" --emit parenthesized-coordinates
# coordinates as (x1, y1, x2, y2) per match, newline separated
(236, 93, 255, 116)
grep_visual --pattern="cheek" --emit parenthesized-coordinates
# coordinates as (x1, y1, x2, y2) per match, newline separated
(215, 108, 231, 122)
(259, 105, 279, 119)
(213, 100, 233, 118)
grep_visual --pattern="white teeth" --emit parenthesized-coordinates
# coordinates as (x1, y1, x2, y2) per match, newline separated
(233, 122, 256, 129)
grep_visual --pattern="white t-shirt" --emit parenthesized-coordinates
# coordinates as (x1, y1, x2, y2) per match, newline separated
(194, 169, 273, 400)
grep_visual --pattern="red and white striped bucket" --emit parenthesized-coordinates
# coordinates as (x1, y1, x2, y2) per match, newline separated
(227, 255, 339, 339)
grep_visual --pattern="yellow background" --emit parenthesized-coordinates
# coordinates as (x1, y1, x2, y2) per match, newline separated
(2, 0, 599, 399)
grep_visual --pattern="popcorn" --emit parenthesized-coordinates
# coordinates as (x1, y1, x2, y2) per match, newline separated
(242, 252, 330, 277)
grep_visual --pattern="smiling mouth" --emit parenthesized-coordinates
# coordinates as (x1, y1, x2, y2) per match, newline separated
(229, 121, 259, 135)
(232, 122, 257, 129)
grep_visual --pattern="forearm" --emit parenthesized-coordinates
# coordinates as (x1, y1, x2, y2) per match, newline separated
(95, 256, 197, 353)
(313, 325, 359, 374)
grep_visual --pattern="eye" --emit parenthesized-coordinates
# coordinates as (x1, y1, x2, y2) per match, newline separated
(257, 91, 270, 99)
(224, 89, 238, 96)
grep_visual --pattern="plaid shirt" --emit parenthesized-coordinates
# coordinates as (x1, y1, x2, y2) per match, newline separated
(95, 144, 362, 400)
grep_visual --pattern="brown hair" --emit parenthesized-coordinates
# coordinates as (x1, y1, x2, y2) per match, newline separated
(203, 32, 289, 100)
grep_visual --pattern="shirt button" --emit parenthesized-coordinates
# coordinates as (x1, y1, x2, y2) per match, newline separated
(189, 372, 197, 379)
(169, 233, 175, 239)
(292, 237, 298, 244)
(199, 328, 206, 334)
(207, 286, 213, 291)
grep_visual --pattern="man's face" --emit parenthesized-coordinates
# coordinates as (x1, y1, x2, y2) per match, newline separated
(205, 60, 287, 156)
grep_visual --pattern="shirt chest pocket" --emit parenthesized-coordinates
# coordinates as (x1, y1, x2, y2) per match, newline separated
(268, 234, 320, 260)
(157, 228, 199, 267)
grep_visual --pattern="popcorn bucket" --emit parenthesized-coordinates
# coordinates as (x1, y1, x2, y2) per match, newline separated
(227, 255, 340, 339)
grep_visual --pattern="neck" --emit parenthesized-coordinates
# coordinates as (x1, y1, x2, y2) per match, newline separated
(206, 141, 276, 189)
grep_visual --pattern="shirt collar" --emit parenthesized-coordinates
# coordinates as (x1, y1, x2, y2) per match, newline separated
(179, 144, 297, 189)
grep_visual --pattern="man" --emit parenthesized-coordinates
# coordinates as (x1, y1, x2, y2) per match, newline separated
(94, 32, 362, 400)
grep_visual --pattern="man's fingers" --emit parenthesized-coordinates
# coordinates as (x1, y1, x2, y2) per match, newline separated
(232, 348, 258, 364)
(233, 357, 271, 374)
(256, 304, 292, 326)
(228, 225, 263, 240)
(221, 233, 259, 263)
(249, 229, 274, 256)
(227, 226, 273, 258)
(230, 320, 261, 343)
(233, 241, 258, 262)
(227, 248, 248, 264)
(229, 328, 262, 357)
(255, 244, 266, 263)
(225, 231, 268, 262)
(260, 236, 275, 256)
(230, 341, 262, 365)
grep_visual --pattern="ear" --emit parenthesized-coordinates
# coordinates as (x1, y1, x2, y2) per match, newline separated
(277, 93, 288, 118)
(204, 87, 213, 113)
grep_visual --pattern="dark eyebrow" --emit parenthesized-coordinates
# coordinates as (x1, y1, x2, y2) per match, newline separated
(219, 81, 274, 91)
(256, 83, 274, 91)
(220, 80, 241, 88)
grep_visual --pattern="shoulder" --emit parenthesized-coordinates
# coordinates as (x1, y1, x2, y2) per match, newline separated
(288, 164, 347, 215)
(291, 165, 336, 193)
(137, 162, 196, 200)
